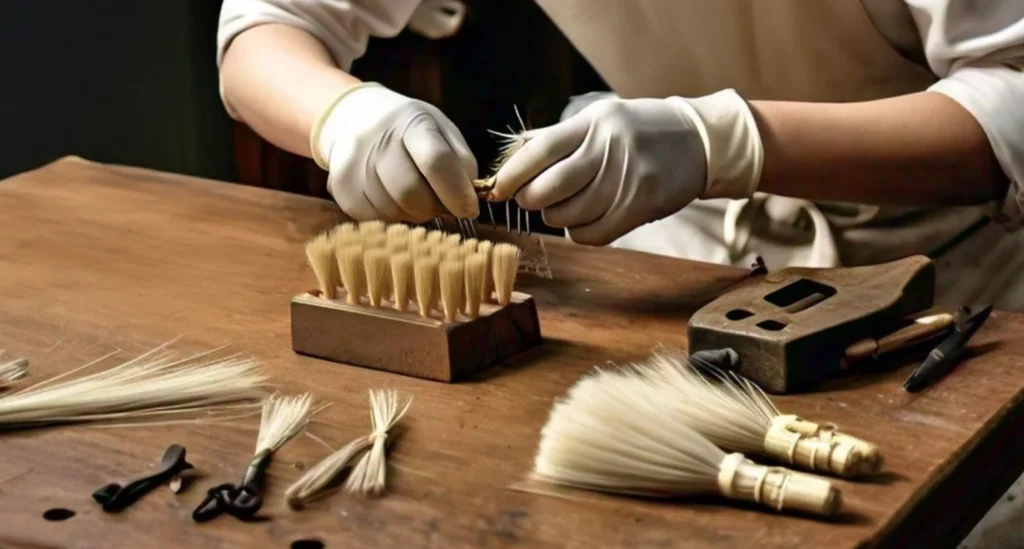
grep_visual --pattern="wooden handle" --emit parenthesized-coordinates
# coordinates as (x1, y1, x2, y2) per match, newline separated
(843, 309, 955, 365)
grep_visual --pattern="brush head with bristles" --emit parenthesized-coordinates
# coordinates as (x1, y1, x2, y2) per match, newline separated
(390, 252, 413, 312)
(439, 260, 465, 322)
(305, 232, 339, 299)
(413, 256, 440, 317)
(477, 241, 494, 301)
(337, 245, 366, 305)
(492, 243, 521, 305)
(464, 254, 486, 319)
(531, 365, 841, 516)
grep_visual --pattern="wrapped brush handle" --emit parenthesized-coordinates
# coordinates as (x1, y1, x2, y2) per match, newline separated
(764, 415, 882, 478)
(717, 453, 841, 517)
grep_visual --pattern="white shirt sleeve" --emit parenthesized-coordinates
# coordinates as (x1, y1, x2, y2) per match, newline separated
(904, 0, 1024, 227)
(217, 0, 422, 71)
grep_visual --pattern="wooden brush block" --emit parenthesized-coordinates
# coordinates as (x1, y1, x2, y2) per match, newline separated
(290, 290, 542, 382)
(687, 255, 935, 394)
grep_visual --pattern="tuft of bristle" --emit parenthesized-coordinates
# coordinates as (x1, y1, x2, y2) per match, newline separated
(340, 389, 412, 497)
(492, 243, 520, 305)
(413, 256, 440, 317)
(337, 245, 366, 305)
(364, 249, 391, 307)
(464, 254, 486, 319)
(305, 232, 339, 299)
(387, 224, 410, 252)
(461, 238, 479, 254)
(409, 226, 427, 245)
(444, 234, 462, 248)
(333, 223, 360, 248)
(359, 220, 386, 235)
(425, 230, 444, 247)
(477, 241, 494, 301)
(256, 392, 314, 455)
(390, 252, 413, 312)
(439, 260, 465, 322)
(362, 233, 387, 250)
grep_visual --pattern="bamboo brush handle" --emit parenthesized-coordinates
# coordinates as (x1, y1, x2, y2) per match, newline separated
(765, 415, 882, 477)
(717, 453, 841, 517)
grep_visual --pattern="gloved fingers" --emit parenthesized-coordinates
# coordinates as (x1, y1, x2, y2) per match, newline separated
(564, 215, 629, 247)
(403, 114, 480, 219)
(332, 183, 380, 222)
(540, 169, 618, 229)
(514, 136, 601, 211)
(490, 115, 590, 202)
(376, 143, 444, 223)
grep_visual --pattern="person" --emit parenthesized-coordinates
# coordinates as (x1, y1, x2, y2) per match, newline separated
(215, 0, 1024, 311)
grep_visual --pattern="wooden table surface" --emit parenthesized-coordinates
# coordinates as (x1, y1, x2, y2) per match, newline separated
(2, 157, 1024, 549)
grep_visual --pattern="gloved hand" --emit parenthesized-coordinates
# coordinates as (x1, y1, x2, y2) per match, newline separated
(311, 83, 479, 222)
(489, 89, 764, 245)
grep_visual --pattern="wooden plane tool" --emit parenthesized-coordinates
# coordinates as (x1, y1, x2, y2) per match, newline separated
(687, 255, 947, 393)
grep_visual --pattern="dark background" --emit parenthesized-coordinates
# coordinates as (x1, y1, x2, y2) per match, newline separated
(0, 0, 606, 203)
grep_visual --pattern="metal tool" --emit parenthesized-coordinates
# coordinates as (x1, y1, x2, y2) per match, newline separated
(191, 450, 271, 522)
(903, 304, 993, 392)
(92, 444, 193, 513)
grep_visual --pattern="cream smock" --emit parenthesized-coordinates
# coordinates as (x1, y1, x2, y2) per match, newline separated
(216, 0, 1024, 309)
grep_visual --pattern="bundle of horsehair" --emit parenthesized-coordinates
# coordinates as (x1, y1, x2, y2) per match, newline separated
(532, 368, 842, 517)
(304, 221, 521, 320)
(285, 389, 412, 509)
(473, 107, 529, 201)
(618, 349, 881, 478)
(0, 350, 29, 387)
(0, 340, 268, 428)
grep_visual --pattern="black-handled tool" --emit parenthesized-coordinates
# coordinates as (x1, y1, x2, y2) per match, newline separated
(191, 450, 271, 523)
(903, 304, 993, 392)
(92, 444, 193, 512)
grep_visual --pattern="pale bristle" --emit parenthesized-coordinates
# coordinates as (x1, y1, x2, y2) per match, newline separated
(439, 260, 465, 322)
(390, 252, 413, 312)
(413, 256, 439, 317)
(444, 234, 462, 248)
(341, 389, 413, 497)
(256, 392, 314, 454)
(409, 227, 427, 246)
(492, 243, 520, 305)
(304, 232, 339, 299)
(461, 239, 479, 255)
(338, 245, 366, 305)
(425, 230, 444, 247)
(362, 233, 387, 250)
(334, 223, 360, 247)
(464, 254, 486, 319)
(478, 241, 494, 301)
(387, 224, 410, 251)
(359, 220, 385, 235)
(363, 249, 391, 307)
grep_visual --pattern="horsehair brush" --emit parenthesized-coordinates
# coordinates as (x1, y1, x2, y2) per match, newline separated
(285, 389, 412, 509)
(532, 366, 842, 517)
(293, 221, 542, 382)
(0, 340, 268, 429)
(634, 348, 881, 478)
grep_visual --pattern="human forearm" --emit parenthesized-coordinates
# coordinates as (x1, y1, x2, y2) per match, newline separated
(750, 92, 1008, 206)
(219, 24, 361, 157)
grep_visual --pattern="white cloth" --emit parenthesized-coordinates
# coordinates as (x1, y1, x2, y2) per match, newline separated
(215, 0, 1024, 309)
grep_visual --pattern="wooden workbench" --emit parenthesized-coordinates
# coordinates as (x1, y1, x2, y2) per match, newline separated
(1, 157, 1023, 549)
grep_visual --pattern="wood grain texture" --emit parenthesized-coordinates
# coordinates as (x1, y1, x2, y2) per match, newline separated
(0, 157, 1023, 548)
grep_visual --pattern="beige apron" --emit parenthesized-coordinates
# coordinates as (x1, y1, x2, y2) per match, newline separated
(533, 0, 1023, 310)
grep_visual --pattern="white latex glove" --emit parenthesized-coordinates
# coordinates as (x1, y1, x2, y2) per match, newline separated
(312, 83, 479, 222)
(490, 89, 764, 246)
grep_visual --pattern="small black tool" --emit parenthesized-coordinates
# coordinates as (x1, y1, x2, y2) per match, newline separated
(903, 304, 993, 393)
(93, 444, 193, 512)
(191, 450, 271, 523)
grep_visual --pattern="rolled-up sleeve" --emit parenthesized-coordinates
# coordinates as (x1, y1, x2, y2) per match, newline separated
(905, 0, 1024, 227)
(217, 0, 421, 71)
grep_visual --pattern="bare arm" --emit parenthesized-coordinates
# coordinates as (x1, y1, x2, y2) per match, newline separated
(219, 24, 361, 157)
(750, 92, 1009, 207)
